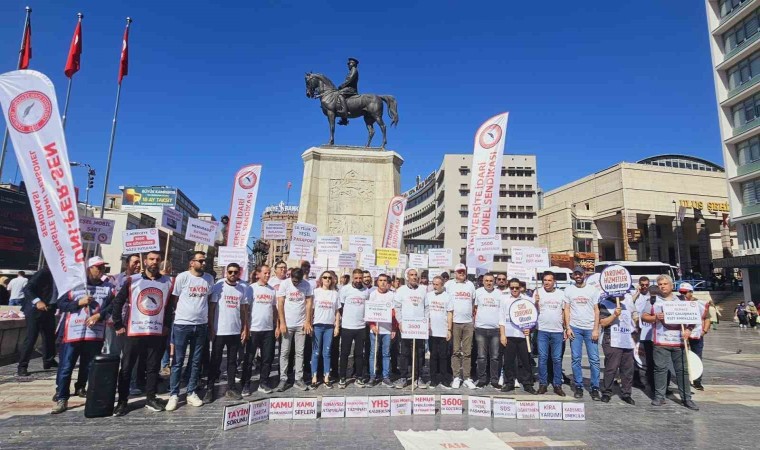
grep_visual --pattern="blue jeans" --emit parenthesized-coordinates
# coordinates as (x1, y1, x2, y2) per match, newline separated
(368, 332, 391, 380)
(170, 324, 208, 396)
(55, 341, 101, 401)
(9, 298, 23, 306)
(538, 331, 564, 387)
(311, 324, 334, 377)
(570, 326, 600, 389)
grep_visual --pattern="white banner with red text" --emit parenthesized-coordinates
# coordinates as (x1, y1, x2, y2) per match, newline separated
(382, 195, 407, 249)
(226, 164, 262, 248)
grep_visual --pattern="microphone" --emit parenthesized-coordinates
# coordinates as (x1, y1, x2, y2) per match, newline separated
(648, 285, 661, 305)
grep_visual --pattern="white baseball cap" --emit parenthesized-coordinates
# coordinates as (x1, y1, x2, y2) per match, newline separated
(454, 263, 467, 272)
(678, 282, 694, 292)
(88, 256, 107, 268)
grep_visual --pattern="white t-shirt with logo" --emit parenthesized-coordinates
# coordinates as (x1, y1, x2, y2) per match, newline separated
(394, 284, 427, 323)
(534, 287, 566, 333)
(172, 271, 215, 325)
(250, 282, 277, 332)
(425, 290, 453, 337)
(474, 287, 501, 329)
(313, 288, 340, 326)
(444, 279, 476, 324)
(210, 280, 249, 336)
(339, 284, 369, 329)
(564, 284, 601, 330)
(268, 276, 287, 293)
(370, 289, 396, 334)
(276, 278, 313, 328)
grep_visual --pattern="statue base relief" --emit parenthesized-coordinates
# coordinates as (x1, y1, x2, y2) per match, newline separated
(296, 146, 403, 262)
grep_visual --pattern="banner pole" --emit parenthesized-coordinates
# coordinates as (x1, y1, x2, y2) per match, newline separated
(411, 338, 416, 391)
(526, 329, 532, 354)
(373, 328, 379, 380)
(164, 233, 171, 266)
(681, 324, 692, 376)
(61, 78, 74, 130)
(139, 252, 143, 273)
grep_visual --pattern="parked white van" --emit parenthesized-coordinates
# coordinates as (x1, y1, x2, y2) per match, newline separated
(594, 261, 677, 286)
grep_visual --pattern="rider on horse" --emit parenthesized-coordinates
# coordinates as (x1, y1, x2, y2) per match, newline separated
(337, 58, 359, 125)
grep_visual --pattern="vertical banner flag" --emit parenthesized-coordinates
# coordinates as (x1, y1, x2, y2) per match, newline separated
(20, 11, 32, 69)
(118, 21, 129, 84)
(466, 112, 508, 270)
(226, 164, 262, 248)
(382, 195, 407, 249)
(64, 18, 82, 77)
(0, 70, 86, 293)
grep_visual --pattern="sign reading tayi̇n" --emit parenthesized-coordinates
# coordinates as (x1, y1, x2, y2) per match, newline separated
(79, 217, 115, 245)
(123, 228, 161, 253)
(382, 195, 407, 249)
(474, 235, 502, 255)
(161, 207, 183, 233)
(0, 70, 86, 294)
(262, 221, 287, 240)
(185, 217, 219, 246)
(226, 164, 262, 248)
(375, 248, 400, 268)
(466, 112, 508, 271)
(222, 403, 250, 431)
(600, 264, 632, 296)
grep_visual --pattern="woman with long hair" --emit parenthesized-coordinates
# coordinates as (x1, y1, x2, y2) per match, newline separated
(311, 271, 341, 388)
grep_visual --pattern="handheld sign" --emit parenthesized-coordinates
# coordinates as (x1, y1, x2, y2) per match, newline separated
(600, 264, 632, 296)
(662, 301, 701, 325)
(509, 298, 538, 353)
(401, 318, 428, 340)
(364, 295, 393, 323)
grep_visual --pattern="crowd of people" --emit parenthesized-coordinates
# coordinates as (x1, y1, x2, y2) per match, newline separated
(13, 252, 713, 416)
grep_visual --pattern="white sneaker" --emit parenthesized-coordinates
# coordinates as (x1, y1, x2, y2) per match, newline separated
(187, 393, 204, 407)
(452, 377, 462, 389)
(463, 379, 477, 389)
(514, 379, 521, 388)
(166, 395, 179, 411)
(498, 374, 504, 387)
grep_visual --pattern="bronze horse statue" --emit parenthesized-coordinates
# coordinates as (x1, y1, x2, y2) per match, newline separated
(305, 72, 398, 148)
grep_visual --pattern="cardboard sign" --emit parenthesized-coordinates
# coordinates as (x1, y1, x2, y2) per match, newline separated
(364, 295, 393, 323)
(291, 222, 318, 246)
(468, 396, 491, 417)
(512, 246, 549, 268)
(290, 244, 314, 262)
(398, 254, 408, 270)
(474, 235, 502, 254)
(509, 299, 538, 329)
(248, 399, 270, 424)
(375, 248, 400, 268)
(262, 221, 287, 240)
(662, 301, 702, 325)
(539, 401, 563, 420)
(320, 397, 346, 418)
(161, 207, 183, 234)
(80, 217, 116, 245)
(223, 402, 251, 431)
(360, 253, 376, 269)
(269, 398, 294, 420)
(507, 263, 534, 282)
(413, 395, 436, 415)
(345, 396, 369, 418)
(600, 264, 632, 296)
(440, 395, 463, 415)
(317, 236, 343, 255)
(122, 228, 161, 253)
(185, 217, 219, 246)
(315, 253, 339, 269)
(390, 396, 412, 416)
(368, 396, 391, 417)
(217, 246, 248, 267)
(401, 318, 428, 340)
(349, 235, 373, 254)
(493, 398, 517, 419)
(516, 401, 539, 419)
(338, 252, 357, 268)
(562, 402, 586, 421)
(428, 248, 453, 268)
(293, 398, 318, 420)
(408, 253, 429, 269)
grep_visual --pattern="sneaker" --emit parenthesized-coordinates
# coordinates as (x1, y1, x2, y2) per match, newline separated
(382, 378, 394, 388)
(242, 383, 253, 396)
(75, 387, 87, 398)
(275, 380, 287, 392)
(113, 402, 129, 417)
(17, 368, 30, 377)
(590, 388, 601, 401)
(490, 381, 500, 390)
(257, 383, 273, 394)
(339, 378, 347, 389)
(451, 377, 461, 389)
(621, 396, 635, 405)
(475, 381, 487, 389)
(225, 389, 243, 400)
(514, 379, 521, 388)
(51, 399, 67, 415)
(501, 385, 515, 393)
(524, 385, 538, 395)
(651, 398, 665, 406)
(683, 400, 699, 411)
(294, 380, 309, 391)
(417, 379, 429, 389)
(203, 389, 214, 404)
(498, 374, 504, 387)
(574, 386, 583, 399)
(187, 393, 204, 407)
(311, 377, 319, 390)
(394, 378, 407, 389)
(43, 360, 59, 370)
(355, 378, 366, 388)
(463, 379, 477, 389)
(159, 366, 171, 377)
(537, 385, 548, 395)
(166, 395, 179, 411)
(439, 382, 453, 390)
(692, 381, 704, 391)
(145, 397, 165, 412)
(601, 394, 611, 403)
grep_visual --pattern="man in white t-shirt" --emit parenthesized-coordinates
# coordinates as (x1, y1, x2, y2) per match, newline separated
(276, 267, 313, 392)
(534, 271, 567, 396)
(205, 263, 249, 402)
(268, 260, 288, 292)
(368, 273, 397, 387)
(425, 276, 453, 388)
(474, 273, 502, 389)
(394, 268, 429, 389)
(563, 267, 601, 400)
(338, 268, 370, 388)
(445, 263, 477, 389)
(499, 278, 537, 394)
(167, 251, 215, 411)
(242, 264, 278, 395)
(7, 271, 28, 306)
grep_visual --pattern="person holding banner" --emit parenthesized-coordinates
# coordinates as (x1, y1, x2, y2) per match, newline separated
(642, 275, 699, 410)
(241, 265, 278, 395)
(394, 268, 429, 389)
(51, 257, 116, 414)
(425, 276, 453, 389)
(276, 268, 313, 392)
(111, 251, 174, 416)
(445, 264, 477, 389)
(534, 272, 568, 397)
(499, 278, 537, 395)
(338, 269, 370, 388)
(678, 283, 710, 391)
(311, 271, 341, 389)
(368, 274, 397, 388)
(473, 273, 503, 389)
(598, 293, 637, 405)
(563, 267, 601, 400)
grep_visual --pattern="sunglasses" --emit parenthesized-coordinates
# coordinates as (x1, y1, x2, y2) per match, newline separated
(321, 276, 331, 280)
(193, 259, 206, 263)
(228, 270, 239, 275)
(496, 278, 507, 281)
(509, 286, 520, 290)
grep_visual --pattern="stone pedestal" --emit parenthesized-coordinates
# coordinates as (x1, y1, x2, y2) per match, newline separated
(297, 146, 404, 255)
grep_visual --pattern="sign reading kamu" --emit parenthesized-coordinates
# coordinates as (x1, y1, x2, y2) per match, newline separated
(679, 200, 729, 213)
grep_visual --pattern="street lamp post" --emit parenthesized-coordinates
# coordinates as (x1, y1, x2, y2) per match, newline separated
(672, 200, 682, 280)
(70, 161, 95, 217)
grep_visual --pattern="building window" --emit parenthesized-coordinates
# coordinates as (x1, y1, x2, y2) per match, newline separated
(742, 178, 760, 205)
(724, 8, 760, 53)
(732, 93, 760, 128)
(727, 51, 760, 91)
(737, 135, 760, 165)
(721, 0, 751, 19)
(574, 219, 592, 231)
(575, 238, 593, 253)
(459, 166, 470, 175)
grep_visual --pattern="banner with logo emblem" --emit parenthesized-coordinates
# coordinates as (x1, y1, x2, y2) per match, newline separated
(466, 112, 508, 271)
(0, 70, 86, 294)
(226, 164, 262, 248)
(382, 195, 407, 249)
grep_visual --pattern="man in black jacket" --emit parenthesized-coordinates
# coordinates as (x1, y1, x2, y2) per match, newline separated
(17, 267, 59, 377)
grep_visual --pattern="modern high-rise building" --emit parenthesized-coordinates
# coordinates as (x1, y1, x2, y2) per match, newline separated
(403, 154, 540, 272)
(705, 0, 760, 300)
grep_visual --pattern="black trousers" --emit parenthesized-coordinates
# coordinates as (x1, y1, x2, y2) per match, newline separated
(637, 339, 655, 390)
(242, 330, 275, 387)
(602, 335, 634, 396)
(428, 336, 450, 385)
(339, 327, 366, 379)
(18, 309, 57, 371)
(399, 338, 426, 380)
(330, 329, 341, 379)
(208, 334, 241, 388)
(118, 335, 165, 402)
(503, 336, 533, 386)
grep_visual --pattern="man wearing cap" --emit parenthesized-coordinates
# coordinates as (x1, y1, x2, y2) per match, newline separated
(563, 267, 601, 400)
(679, 282, 710, 391)
(499, 278, 537, 394)
(337, 57, 359, 125)
(445, 263, 477, 389)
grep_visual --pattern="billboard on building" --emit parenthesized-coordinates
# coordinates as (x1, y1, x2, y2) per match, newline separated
(121, 186, 177, 212)
(0, 187, 40, 270)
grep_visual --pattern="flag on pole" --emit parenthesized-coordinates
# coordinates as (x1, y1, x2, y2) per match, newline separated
(64, 20, 82, 77)
(287, 181, 292, 189)
(19, 14, 32, 69)
(118, 23, 129, 84)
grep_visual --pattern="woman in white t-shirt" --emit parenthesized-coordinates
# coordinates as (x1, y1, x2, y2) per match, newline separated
(311, 271, 341, 388)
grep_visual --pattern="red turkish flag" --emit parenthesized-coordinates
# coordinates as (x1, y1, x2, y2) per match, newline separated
(118, 26, 129, 84)
(19, 18, 31, 69)
(64, 21, 82, 78)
